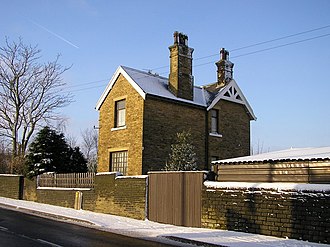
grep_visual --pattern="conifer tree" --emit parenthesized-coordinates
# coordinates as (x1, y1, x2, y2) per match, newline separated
(25, 127, 87, 177)
(164, 130, 198, 171)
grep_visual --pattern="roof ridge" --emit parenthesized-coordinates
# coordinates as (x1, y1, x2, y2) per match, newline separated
(121, 65, 207, 89)
(120, 65, 169, 80)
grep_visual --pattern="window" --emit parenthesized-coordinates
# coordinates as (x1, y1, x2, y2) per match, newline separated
(115, 99, 126, 127)
(110, 151, 128, 175)
(211, 109, 219, 134)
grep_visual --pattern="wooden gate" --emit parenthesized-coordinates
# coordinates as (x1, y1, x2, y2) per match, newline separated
(148, 171, 204, 227)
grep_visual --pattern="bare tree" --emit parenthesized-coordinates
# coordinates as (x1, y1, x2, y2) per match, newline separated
(0, 137, 10, 173)
(66, 133, 78, 149)
(0, 38, 72, 173)
(81, 127, 98, 172)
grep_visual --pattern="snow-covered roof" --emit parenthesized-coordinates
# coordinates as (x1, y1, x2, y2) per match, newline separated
(121, 66, 207, 107)
(213, 147, 330, 164)
(96, 65, 256, 120)
(96, 66, 206, 110)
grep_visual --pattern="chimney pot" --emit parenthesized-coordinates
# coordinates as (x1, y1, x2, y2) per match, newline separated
(220, 48, 229, 60)
(173, 31, 179, 44)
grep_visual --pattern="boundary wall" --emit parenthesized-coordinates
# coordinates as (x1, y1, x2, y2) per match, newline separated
(1, 173, 329, 243)
(0, 174, 24, 199)
(202, 182, 330, 244)
(22, 172, 147, 220)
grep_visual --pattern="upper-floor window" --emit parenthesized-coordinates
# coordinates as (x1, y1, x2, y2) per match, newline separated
(211, 109, 219, 134)
(115, 99, 126, 127)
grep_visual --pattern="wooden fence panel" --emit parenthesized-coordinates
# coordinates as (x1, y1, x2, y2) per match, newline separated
(38, 173, 95, 188)
(38, 173, 54, 187)
(183, 172, 203, 227)
(148, 171, 204, 227)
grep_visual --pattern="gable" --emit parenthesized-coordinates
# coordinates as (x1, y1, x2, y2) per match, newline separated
(96, 66, 146, 110)
(223, 84, 243, 103)
(207, 80, 256, 120)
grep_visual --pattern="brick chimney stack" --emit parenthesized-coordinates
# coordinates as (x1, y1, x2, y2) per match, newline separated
(168, 31, 194, 100)
(216, 48, 234, 87)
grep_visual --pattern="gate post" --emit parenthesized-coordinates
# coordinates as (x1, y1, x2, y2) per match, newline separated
(74, 191, 83, 210)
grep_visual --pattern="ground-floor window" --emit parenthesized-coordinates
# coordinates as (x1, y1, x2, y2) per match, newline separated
(110, 150, 128, 175)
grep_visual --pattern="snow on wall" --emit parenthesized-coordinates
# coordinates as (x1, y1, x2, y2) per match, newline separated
(202, 181, 330, 243)
(37, 187, 91, 191)
(0, 174, 23, 177)
(116, 175, 148, 179)
(204, 181, 330, 192)
(96, 172, 121, 176)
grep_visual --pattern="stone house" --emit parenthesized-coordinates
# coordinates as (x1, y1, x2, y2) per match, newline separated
(96, 32, 256, 175)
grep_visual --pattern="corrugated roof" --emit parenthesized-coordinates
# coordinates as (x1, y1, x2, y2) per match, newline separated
(213, 147, 330, 164)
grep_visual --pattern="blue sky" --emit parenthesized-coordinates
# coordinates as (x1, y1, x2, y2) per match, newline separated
(1, 0, 330, 152)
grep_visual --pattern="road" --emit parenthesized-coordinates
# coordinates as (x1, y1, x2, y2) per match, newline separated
(0, 207, 176, 247)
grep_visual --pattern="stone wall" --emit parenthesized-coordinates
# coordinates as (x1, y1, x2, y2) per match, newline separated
(97, 74, 144, 175)
(143, 96, 206, 173)
(208, 100, 251, 165)
(202, 182, 330, 244)
(113, 176, 147, 218)
(92, 173, 147, 219)
(23, 178, 37, 201)
(0, 174, 23, 199)
(36, 188, 92, 208)
(22, 173, 147, 220)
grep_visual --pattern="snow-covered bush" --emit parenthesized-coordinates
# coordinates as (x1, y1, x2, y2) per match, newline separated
(164, 130, 198, 171)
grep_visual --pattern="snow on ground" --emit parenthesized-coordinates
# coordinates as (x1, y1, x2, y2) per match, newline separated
(0, 197, 329, 247)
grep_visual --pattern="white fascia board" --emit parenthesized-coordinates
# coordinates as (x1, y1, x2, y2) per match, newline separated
(95, 66, 146, 110)
(120, 67, 146, 100)
(207, 80, 257, 120)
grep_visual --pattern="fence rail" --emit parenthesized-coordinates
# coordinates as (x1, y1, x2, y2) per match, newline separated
(37, 172, 95, 188)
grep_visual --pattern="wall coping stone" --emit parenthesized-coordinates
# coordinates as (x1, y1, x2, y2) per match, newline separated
(204, 181, 330, 192)
(116, 175, 148, 179)
(148, 171, 207, 174)
(96, 172, 121, 176)
(37, 187, 92, 191)
(0, 174, 23, 177)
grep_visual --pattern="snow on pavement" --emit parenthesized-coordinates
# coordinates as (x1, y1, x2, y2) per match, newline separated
(0, 197, 329, 247)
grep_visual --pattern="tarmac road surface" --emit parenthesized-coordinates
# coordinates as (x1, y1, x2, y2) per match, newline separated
(0, 207, 177, 247)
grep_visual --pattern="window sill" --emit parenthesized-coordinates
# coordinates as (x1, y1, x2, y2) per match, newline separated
(209, 132, 223, 138)
(111, 126, 127, 131)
